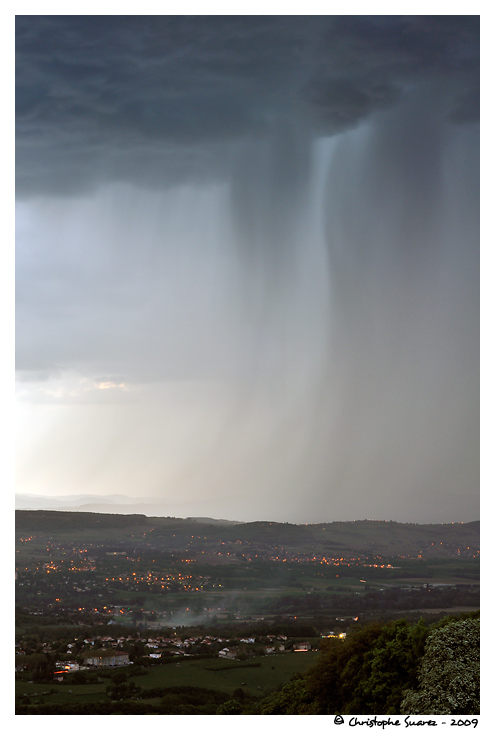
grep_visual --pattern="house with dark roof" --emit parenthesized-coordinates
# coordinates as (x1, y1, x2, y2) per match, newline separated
(82, 649, 130, 667)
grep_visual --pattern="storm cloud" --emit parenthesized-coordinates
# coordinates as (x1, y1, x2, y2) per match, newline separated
(16, 15, 478, 195)
(15, 16, 479, 523)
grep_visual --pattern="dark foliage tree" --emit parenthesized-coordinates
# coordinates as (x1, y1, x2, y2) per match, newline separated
(216, 699, 243, 714)
(400, 617, 480, 715)
(305, 619, 429, 714)
(259, 676, 319, 714)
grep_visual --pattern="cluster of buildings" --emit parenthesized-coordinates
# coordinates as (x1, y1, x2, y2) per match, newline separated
(54, 651, 130, 673)
(16, 630, 326, 675)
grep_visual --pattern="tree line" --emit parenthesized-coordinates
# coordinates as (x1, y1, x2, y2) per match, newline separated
(258, 613, 480, 715)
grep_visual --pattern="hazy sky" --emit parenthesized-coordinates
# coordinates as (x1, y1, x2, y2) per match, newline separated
(15, 15, 480, 523)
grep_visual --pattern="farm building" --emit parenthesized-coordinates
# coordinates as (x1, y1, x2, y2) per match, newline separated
(82, 649, 130, 667)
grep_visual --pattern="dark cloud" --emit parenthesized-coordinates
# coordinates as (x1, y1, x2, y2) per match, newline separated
(302, 76, 402, 133)
(16, 15, 479, 197)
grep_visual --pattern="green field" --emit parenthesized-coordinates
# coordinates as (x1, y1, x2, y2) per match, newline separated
(134, 652, 319, 696)
(16, 680, 111, 706)
(15, 650, 319, 709)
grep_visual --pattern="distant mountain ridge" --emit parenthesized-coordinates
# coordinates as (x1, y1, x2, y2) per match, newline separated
(15, 509, 480, 559)
(14, 493, 245, 520)
(15, 492, 149, 509)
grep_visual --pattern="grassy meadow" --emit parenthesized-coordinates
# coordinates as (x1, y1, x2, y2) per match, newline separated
(16, 650, 319, 709)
